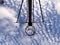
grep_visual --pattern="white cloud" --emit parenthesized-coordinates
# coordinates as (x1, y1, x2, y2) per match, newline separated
(50, 0, 60, 14)
(0, 6, 17, 22)
(55, 2, 60, 14)
(0, 6, 19, 36)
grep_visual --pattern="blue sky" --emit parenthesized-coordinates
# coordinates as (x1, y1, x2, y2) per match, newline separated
(0, 0, 60, 45)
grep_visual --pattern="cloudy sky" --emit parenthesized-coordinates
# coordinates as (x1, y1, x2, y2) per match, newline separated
(0, 0, 60, 45)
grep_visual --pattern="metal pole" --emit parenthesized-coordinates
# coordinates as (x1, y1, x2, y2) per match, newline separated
(28, 0, 32, 26)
